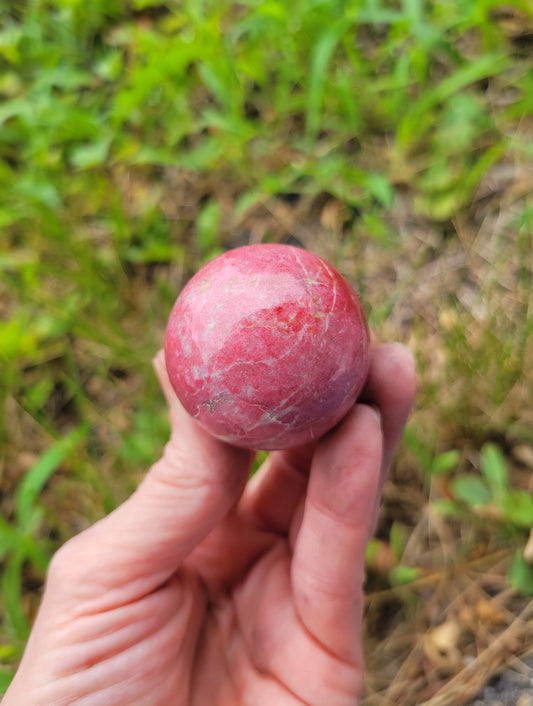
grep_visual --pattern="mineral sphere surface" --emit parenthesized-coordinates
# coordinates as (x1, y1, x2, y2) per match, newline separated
(164, 244, 370, 450)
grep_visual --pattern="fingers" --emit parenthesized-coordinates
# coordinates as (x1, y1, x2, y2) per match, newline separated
(240, 342, 416, 537)
(50, 351, 253, 607)
(291, 404, 383, 665)
(361, 343, 416, 530)
(233, 544, 363, 706)
(362, 342, 416, 470)
(240, 443, 315, 534)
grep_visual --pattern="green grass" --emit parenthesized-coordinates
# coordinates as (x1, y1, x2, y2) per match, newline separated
(1, 0, 532, 700)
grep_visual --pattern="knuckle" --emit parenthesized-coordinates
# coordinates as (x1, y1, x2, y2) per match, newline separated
(46, 534, 85, 591)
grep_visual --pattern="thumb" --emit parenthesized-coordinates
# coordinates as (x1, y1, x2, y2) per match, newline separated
(51, 351, 253, 606)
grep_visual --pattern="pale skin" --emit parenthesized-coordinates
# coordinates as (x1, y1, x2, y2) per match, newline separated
(4, 342, 416, 706)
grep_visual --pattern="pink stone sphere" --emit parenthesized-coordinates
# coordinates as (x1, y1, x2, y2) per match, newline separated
(164, 244, 370, 450)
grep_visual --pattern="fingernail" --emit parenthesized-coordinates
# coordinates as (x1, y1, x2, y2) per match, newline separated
(387, 342, 416, 369)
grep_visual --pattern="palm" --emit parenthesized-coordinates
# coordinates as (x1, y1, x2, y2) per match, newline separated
(121, 526, 361, 706)
(187, 510, 362, 706)
(58, 508, 360, 706)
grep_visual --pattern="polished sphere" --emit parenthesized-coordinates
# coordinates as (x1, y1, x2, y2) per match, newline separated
(164, 244, 370, 450)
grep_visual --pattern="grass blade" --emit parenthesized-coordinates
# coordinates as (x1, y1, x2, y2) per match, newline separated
(2, 547, 29, 641)
(397, 52, 510, 147)
(306, 17, 351, 141)
(0, 670, 15, 695)
(15, 424, 89, 531)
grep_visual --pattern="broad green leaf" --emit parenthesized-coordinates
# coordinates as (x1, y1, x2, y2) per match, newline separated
(0, 98, 32, 124)
(389, 565, 422, 586)
(430, 499, 462, 517)
(13, 178, 61, 210)
(480, 443, 509, 504)
(508, 552, 533, 596)
(501, 491, 533, 529)
(70, 138, 111, 169)
(403, 426, 434, 474)
(389, 523, 408, 561)
(451, 475, 492, 508)
(34, 66, 94, 91)
(365, 538, 381, 564)
(364, 173, 395, 209)
(431, 450, 461, 476)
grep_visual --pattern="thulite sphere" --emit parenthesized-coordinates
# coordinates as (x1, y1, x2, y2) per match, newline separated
(164, 244, 370, 450)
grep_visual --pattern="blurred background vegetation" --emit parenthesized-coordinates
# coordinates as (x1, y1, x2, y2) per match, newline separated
(1, 0, 532, 703)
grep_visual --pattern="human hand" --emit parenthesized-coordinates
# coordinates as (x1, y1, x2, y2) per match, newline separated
(4, 342, 415, 706)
